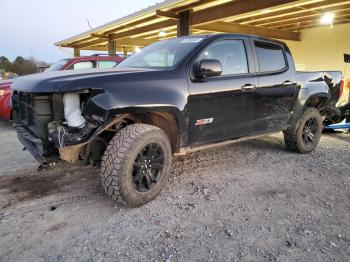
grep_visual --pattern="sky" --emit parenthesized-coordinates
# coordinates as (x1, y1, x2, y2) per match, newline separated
(0, 0, 161, 63)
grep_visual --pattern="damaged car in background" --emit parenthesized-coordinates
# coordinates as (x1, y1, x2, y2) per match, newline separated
(12, 34, 343, 206)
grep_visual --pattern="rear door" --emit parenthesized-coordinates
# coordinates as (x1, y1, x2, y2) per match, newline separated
(188, 37, 258, 146)
(252, 40, 297, 133)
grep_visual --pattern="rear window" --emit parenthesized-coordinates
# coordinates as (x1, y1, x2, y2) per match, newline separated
(67, 61, 95, 70)
(255, 41, 286, 72)
(98, 60, 118, 69)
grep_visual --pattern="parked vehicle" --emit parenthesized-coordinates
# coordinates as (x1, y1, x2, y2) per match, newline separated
(0, 55, 124, 121)
(12, 34, 343, 206)
(0, 80, 13, 120)
(45, 54, 124, 72)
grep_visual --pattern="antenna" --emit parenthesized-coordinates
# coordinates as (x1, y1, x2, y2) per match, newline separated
(87, 19, 93, 29)
(59, 47, 74, 57)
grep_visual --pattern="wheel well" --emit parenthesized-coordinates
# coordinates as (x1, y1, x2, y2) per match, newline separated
(85, 112, 180, 165)
(127, 112, 180, 153)
(304, 95, 328, 110)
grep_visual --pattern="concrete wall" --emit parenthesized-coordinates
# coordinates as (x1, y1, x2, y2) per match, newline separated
(284, 23, 350, 104)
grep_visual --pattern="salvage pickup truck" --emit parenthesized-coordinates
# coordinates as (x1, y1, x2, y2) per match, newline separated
(12, 34, 342, 206)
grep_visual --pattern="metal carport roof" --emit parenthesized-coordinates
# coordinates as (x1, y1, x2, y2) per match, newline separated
(55, 0, 350, 55)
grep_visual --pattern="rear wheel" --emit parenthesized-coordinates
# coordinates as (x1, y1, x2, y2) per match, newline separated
(284, 107, 322, 154)
(100, 124, 172, 207)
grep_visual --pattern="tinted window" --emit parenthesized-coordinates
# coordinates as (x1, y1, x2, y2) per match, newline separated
(98, 60, 118, 69)
(255, 41, 286, 72)
(199, 40, 248, 75)
(67, 61, 95, 70)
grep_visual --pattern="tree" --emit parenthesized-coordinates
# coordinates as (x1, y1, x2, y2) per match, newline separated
(0, 56, 12, 72)
(12, 56, 37, 75)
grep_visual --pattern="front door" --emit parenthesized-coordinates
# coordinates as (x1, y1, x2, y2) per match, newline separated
(188, 38, 258, 146)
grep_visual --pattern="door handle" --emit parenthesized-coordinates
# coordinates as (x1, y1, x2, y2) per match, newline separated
(282, 80, 293, 86)
(241, 84, 256, 91)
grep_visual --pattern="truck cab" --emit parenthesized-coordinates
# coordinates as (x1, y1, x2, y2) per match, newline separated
(187, 36, 298, 145)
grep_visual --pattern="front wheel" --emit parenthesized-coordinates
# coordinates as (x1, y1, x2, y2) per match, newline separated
(100, 124, 172, 207)
(284, 107, 322, 154)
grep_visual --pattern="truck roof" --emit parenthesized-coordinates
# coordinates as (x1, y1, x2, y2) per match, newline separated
(174, 33, 287, 49)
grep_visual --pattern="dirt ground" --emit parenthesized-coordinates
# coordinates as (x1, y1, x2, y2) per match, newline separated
(0, 122, 349, 262)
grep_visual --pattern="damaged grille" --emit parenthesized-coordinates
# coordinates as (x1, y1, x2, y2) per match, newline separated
(13, 92, 64, 138)
(19, 92, 35, 126)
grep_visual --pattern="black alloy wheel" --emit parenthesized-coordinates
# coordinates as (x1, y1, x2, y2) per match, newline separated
(132, 143, 165, 192)
(302, 117, 319, 146)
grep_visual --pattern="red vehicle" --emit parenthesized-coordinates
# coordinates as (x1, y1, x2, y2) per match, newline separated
(0, 80, 13, 120)
(0, 55, 124, 121)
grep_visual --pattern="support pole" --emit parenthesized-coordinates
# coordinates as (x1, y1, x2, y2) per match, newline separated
(122, 46, 128, 58)
(108, 37, 116, 56)
(73, 48, 80, 57)
(177, 10, 191, 37)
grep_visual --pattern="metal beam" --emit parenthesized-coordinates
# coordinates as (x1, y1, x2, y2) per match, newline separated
(72, 37, 154, 49)
(171, 0, 214, 14)
(81, 45, 125, 52)
(90, 33, 109, 39)
(74, 38, 107, 49)
(190, 0, 297, 25)
(103, 15, 159, 35)
(117, 38, 155, 46)
(274, 17, 350, 31)
(234, 0, 350, 25)
(268, 12, 350, 29)
(237, 1, 350, 26)
(156, 10, 178, 20)
(109, 20, 177, 40)
(195, 21, 301, 41)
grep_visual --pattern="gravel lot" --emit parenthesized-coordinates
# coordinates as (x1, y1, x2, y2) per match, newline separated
(0, 122, 349, 262)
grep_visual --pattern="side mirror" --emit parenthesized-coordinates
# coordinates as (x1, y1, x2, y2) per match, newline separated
(196, 59, 223, 78)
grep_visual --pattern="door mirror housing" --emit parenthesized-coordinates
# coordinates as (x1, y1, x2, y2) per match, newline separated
(196, 59, 223, 78)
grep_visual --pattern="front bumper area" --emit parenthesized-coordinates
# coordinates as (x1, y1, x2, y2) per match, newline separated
(14, 124, 57, 164)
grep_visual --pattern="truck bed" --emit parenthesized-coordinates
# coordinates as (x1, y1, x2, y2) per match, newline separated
(297, 70, 342, 110)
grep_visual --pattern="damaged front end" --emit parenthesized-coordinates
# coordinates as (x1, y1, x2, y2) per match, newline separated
(12, 89, 123, 165)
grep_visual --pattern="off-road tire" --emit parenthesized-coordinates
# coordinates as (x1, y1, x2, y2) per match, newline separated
(101, 124, 172, 207)
(284, 107, 322, 154)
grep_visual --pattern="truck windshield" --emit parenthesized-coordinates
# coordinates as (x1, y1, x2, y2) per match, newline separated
(118, 37, 204, 69)
(45, 59, 69, 72)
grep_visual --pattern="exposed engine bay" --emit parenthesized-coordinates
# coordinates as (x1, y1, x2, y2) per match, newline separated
(11, 90, 125, 166)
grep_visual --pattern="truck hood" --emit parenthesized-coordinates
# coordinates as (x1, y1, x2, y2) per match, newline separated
(11, 67, 158, 93)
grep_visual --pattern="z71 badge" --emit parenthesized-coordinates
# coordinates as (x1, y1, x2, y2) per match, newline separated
(195, 118, 214, 126)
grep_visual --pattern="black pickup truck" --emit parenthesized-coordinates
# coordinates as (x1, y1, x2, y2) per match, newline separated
(11, 34, 342, 206)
